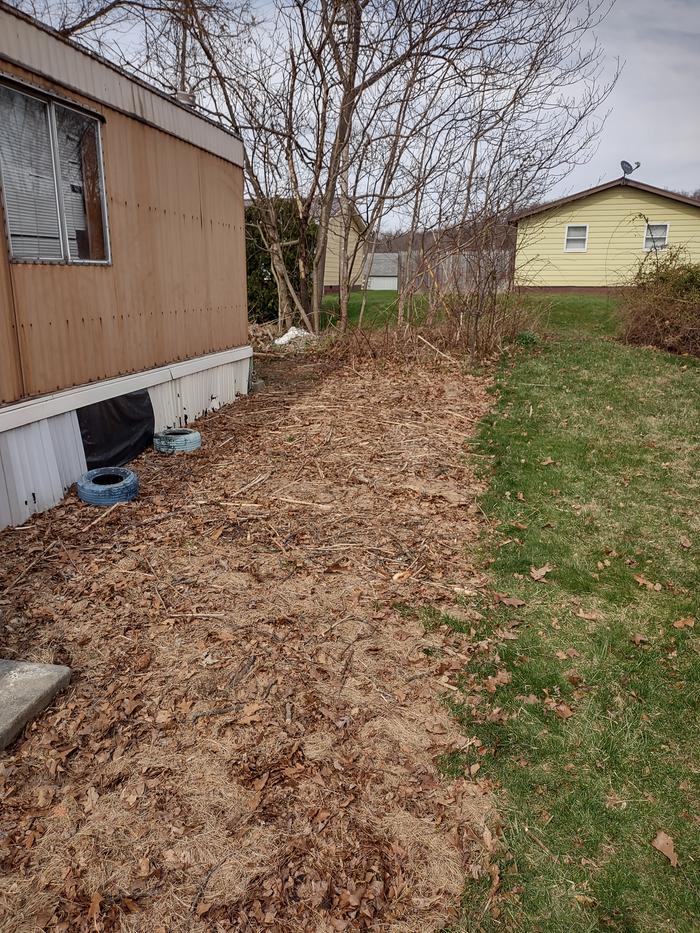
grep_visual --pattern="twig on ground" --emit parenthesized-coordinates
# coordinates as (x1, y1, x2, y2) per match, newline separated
(2, 541, 57, 594)
(416, 334, 462, 366)
(222, 472, 271, 497)
(80, 502, 123, 532)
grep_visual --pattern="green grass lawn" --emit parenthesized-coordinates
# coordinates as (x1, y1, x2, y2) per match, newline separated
(533, 292, 620, 338)
(322, 289, 398, 327)
(442, 296, 700, 931)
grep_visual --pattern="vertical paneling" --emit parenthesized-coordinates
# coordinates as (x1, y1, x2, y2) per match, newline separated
(0, 222, 23, 404)
(0, 411, 85, 526)
(0, 410, 86, 527)
(147, 356, 250, 431)
(0, 453, 12, 529)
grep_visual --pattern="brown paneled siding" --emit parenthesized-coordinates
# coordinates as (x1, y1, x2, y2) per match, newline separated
(0, 61, 247, 402)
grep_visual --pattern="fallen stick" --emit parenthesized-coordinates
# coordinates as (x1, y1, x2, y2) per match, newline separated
(223, 472, 271, 499)
(273, 496, 332, 511)
(167, 612, 228, 619)
(416, 334, 461, 366)
(191, 856, 230, 914)
(2, 541, 57, 594)
(81, 502, 122, 532)
(227, 655, 256, 689)
(191, 702, 244, 721)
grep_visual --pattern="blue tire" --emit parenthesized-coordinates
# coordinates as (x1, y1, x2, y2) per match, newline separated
(76, 467, 139, 506)
(153, 428, 202, 454)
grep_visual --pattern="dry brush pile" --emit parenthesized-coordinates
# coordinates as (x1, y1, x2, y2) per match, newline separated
(0, 350, 499, 931)
(620, 248, 700, 356)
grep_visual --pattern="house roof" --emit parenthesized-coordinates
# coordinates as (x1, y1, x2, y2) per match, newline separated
(368, 253, 398, 276)
(0, 0, 243, 165)
(511, 177, 700, 223)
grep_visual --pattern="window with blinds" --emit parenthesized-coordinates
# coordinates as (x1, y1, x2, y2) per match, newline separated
(0, 83, 109, 263)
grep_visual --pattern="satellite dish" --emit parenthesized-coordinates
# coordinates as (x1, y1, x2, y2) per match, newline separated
(621, 160, 641, 177)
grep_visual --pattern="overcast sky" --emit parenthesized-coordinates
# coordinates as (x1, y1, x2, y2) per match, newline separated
(554, 0, 700, 198)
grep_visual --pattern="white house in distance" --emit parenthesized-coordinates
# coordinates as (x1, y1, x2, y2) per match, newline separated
(366, 252, 399, 290)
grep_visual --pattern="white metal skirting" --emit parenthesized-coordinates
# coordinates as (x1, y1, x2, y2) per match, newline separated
(0, 353, 251, 530)
(148, 356, 250, 431)
(0, 411, 87, 528)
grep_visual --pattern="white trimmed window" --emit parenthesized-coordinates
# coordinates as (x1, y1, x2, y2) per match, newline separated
(644, 223, 669, 251)
(0, 81, 109, 263)
(565, 224, 588, 252)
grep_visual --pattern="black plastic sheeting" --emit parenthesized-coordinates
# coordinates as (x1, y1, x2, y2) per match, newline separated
(77, 389, 155, 469)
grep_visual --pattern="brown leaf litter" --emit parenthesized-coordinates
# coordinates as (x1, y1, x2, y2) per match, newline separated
(0, 352, 497, 931)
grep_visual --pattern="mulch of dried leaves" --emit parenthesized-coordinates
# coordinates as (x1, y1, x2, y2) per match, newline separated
(0, 349, 498, 932)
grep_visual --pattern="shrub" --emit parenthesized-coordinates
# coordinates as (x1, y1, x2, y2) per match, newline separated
(427, 291, 539, 357)
(246, 200, 317, 324)
(620, 248, 700, 356)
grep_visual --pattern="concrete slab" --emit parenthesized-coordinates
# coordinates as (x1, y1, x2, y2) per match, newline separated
(0, 660, 71, 751)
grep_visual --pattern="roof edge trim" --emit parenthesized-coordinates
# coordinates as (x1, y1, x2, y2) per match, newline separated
(511, 178, 700, 224)
(0, 2, 243, 166)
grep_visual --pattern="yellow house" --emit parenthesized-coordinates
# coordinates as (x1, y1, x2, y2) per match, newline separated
(323, 205, 366, 292)
(514, 178, 700, 288)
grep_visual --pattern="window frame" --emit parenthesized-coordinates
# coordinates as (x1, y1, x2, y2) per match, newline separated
(564, 223, 588, 253)
(0, 76, 111, 266)
(643, 222, 669, 253)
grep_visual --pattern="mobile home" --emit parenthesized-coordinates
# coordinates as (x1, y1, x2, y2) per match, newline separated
(0, 3, 250, 528)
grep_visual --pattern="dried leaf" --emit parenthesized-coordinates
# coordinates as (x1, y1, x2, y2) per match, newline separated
(0, 355, 499, 932)
(555, 703, 574, 719)
(673, 617, 695, 630)
(651, 830, 678, 867)
(679, 535, 691, 549)
(631, 633, 649, 646)
(634, 573, 662, 592)
(36, 786, 56, 808)
(252, 771, 270, 792)
(576, 608, 602, 622)
(530, 564, 553, 582)
(87, 892, 102, 921)
(83, 786, 100, 813)
(495, 592, 526, 608)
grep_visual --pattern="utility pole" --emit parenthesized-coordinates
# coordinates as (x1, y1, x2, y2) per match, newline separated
(174, 1, 194, 106)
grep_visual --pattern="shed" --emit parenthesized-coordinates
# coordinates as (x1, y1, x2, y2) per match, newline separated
(0, 2, 250, 529)
(513, 177, 700, 289)
(366, 252, 398, 291)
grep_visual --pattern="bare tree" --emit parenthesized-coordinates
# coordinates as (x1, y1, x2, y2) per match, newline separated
(16, 0, 617, 335)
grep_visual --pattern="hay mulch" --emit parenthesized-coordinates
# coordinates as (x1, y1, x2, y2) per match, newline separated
(0, 350, 498, 931)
